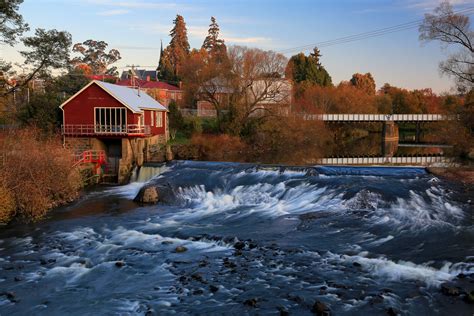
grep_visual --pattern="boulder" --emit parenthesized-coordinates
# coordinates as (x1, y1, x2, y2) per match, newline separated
(174, 246, 188, 253)
(138, 186, 159, 204)
(311, 300, 330, 315)
(441, 283, 460, 296)
(134, 183, 176, 205)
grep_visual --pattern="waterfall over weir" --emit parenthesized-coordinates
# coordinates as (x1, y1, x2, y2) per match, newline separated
(0, 160, 472, 315)
(129, 163, 168, 183)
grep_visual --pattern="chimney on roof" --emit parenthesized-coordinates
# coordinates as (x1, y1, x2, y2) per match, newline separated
(146, 75, 150, 82)
(179, 81, 183, 89)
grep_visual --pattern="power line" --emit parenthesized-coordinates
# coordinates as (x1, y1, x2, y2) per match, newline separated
(276, 7, 474, 54)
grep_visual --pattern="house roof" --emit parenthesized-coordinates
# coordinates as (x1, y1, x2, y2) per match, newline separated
(120, 69, 159, 81)
(116, 78, 181, 91)
(60, 80, 168, 113)
(86, 74, 118, 81)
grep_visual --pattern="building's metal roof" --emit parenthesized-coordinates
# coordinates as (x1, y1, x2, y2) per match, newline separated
(60, 80, 168, 113)
(94, 80, 167, 112)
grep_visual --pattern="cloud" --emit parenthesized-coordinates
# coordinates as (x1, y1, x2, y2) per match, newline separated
(403, 0, 473, 11)
(225, 36, 271, 45)
(85, 0, 184, 10)
(97, 9, 129, 16)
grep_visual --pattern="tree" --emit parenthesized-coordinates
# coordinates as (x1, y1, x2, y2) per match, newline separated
(0, 0, 29, 45)
(350, 73, 376, 95)
(202, 17, 228, 64)
(157, 40, 176, 82)
(419, 1, 473, 91)
(16, 91, 62, 133)
(2, 28, 72, 96)
(227, 46, 290, 135)
(71, 40, 121, 75)
(160, 14, 190, 81)
(285, 47, 332, 89)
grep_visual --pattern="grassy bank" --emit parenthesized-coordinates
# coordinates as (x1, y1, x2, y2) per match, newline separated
(0, 129, 82, 225)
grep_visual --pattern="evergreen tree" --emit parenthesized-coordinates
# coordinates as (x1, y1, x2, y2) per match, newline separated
(157, 40, 174, 81)
(202, 17, 227, 63)
(168, 14, 190, 79)
(285, 47, 332, 87)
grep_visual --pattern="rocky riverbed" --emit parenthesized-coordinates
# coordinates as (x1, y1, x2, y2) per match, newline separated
(0, 161, 473, 315)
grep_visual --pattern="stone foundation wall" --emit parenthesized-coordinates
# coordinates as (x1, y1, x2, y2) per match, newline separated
(66, 134, 170, 184)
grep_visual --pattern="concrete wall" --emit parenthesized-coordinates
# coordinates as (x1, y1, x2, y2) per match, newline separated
(66, 135, 170, 184)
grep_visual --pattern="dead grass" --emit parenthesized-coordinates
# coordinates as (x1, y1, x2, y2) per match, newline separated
(0, 129, 82, 223)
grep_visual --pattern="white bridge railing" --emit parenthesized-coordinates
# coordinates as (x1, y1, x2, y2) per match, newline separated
(301, 114, 453, 122)
(62, 124, 151, 136)
(319, 156, 449, 165)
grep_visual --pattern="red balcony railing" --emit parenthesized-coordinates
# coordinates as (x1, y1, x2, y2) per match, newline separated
(62, 124, 151, 136)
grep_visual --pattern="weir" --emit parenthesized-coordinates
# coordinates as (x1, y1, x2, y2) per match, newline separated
(130, 163, 167, 183)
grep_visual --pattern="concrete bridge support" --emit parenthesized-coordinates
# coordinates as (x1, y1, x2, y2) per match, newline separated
(382, 121, 399, 157)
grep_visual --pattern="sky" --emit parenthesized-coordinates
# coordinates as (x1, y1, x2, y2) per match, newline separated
(1, 0, 473, 93)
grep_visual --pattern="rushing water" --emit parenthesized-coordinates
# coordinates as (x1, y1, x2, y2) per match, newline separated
(0, 161, 473, 315)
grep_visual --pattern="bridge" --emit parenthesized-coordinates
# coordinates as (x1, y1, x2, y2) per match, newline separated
(300, 113, 454, 158)
(301, 114, 453, 122)
(319, 155, 449, 166)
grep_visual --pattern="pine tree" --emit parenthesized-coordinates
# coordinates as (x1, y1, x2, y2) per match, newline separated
(285, 47, 332, 87)
(202, 17, 228, 65)
(168, 14, 190, 79)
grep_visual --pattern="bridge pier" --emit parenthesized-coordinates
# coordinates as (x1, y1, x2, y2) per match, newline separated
(415, 122, 421, 143)
(382, 121, 399, 157)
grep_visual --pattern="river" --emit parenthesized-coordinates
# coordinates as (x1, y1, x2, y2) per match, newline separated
(0, 161, 473, 315)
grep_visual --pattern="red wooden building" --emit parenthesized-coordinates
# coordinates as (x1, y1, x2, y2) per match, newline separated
(60, 80, 169, 183)
(60, 80, 168, 138)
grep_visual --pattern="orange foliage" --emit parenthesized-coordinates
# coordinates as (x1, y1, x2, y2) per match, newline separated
(294, 84, 378, 114)
(191, 134, 247, 162)
(75, 63, 92, 75)
(0, 129, 82, 223)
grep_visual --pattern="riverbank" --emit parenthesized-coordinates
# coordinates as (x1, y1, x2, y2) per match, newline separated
(427, 166, 474, 186)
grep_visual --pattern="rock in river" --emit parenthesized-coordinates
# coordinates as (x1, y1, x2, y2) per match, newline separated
(134, 183, 176, 205)
(174, 246, 188, 253)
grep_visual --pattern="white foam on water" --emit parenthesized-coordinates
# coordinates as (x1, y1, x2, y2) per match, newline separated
(44, 263, 91, 284)
(376, 188, 464, 231)
(169, 181, 342, 224)
(333, 252, 472, 288)
(369, 235, 394, 246)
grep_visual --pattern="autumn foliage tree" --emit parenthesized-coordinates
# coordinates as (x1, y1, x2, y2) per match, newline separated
(350, 73, 376, 95)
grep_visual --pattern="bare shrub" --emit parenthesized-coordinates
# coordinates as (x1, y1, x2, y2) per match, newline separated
(0, 129, 82, 222)
(191, 134, 247, 162)
(0, 177, 15, 224)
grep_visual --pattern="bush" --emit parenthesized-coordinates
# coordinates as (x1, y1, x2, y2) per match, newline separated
(191, 134, 247, 162)
(0, 179, 15, 224)
(247, 116, 333, 164)
(0, 129, 82, 223)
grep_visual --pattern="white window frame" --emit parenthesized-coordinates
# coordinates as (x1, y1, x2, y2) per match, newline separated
(155, 111, 163, 127)
(150, 110, 154, 127)
(94, 107, 127, 133)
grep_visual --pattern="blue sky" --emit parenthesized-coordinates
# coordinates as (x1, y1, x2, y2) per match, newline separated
(2, 0, 472, 93)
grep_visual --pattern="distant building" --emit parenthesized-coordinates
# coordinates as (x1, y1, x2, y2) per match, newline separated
(116, 78, 183, 106)
(120, 69, 158, 82)
(195, 77, 292, 117)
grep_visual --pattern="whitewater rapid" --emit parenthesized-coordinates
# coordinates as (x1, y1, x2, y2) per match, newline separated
(0, 161, 472, 315)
